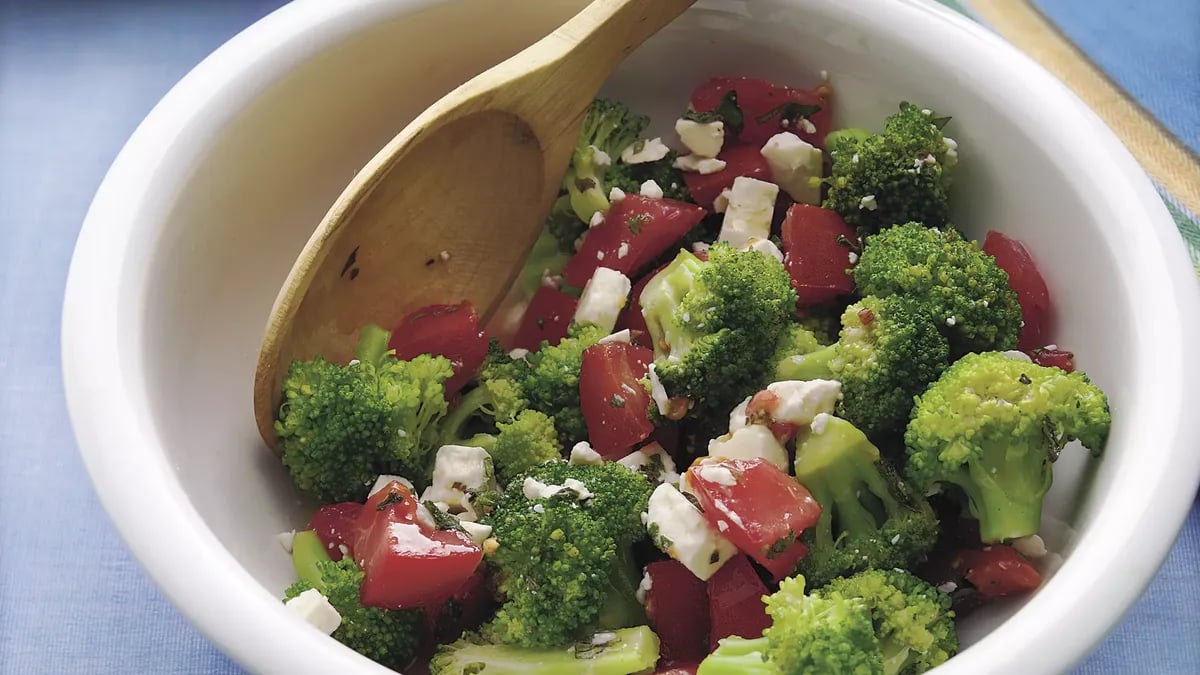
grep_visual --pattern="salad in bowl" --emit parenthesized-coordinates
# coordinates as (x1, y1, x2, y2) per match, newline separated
(270, 73, 1110, 674)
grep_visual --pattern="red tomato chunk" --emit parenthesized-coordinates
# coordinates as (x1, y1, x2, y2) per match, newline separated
(579, 342, 655, 458)
(307, 502, 363, 562)
(954, 545, 1043, 599)
(781, 204, 858, 308)
(389, 302, 488, 396)
(686, 458, 820, 580)
(563, 195, 706, 287)
(645, 559, 711, 664)
(690, 76, 832, 148)
(681, 144, 772, 210)
(982, 230, 1052, 351)
(353, 481, 482, 610)
(512, 286, 578, 352)
(707, 554, 772, 651)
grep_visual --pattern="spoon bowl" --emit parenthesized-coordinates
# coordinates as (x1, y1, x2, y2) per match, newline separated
(253, 0, 697, 446)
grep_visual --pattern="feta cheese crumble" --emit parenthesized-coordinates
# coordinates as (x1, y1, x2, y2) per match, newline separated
(675, 118, 725, 158)
(765, 379, 842, 425)
(718, 177, 779, 248)
(574, 267, 631, 335)
(674, 154, 727, 175)
(645, 483, 736, 580)
(569, 441, 605, 466)
(708, 425, 789, 472)
(639, 179, 664, 200)
(621, 137, 671, 164)
(760, 132, 823, 204)
(285, 589, 342, 635)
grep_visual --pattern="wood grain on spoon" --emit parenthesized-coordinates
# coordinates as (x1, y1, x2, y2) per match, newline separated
(254, 0, 698, 447)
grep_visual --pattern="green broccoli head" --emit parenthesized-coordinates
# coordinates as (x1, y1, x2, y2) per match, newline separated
(522, 323, 605, 446)
(818, 569, 958, 675)
(905, 352, 1111, 543)
(641, 244, 798, 425)
(608, 149, 692, 203)
(696, 636, 778, 675)
(285, 557, 422, 671)
(763, 576, 884, 674)
(854, 223, 1023, 355)
(481, 461, 653, 648)
(770, 322, 828, 381)
(275, 325, 453, 501)
(822, 102, 956, 234)
(489, 409, 563, 483)
(829, 296, 950, 437)
(793, 416, 939, 589)
(565, 99, 650, 224)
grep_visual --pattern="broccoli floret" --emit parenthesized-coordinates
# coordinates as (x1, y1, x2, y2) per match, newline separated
(822, 103, 957, 234)
(833, 296, 949, 436)
(285, 531, 422, 670)
(608, 149, 692, 202)
(770, 322, 827, 381)
(641, 244, 798, 426)
(818, 569, 958, 675)
(854, 223, 1022, 355)
(564, 99, 650, 224)
(762, 576, 883, 674)
(905, 352, 1111, 543)
(523, 323, 605, 446)
(488, 410, 563, 482)
(792, 416, 939, 589)
(482, 461, 653, 648)
(429, 626, 661, 675)
(275, 324, 453, 501)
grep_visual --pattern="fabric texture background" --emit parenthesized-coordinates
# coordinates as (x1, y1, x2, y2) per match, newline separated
(0, 0, 1195, 673)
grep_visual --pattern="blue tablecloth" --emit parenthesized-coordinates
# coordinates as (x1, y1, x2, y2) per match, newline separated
(0, 1, 1195, 673)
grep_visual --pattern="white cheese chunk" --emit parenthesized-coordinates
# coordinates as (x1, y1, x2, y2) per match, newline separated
(696, 463, 737, 486)
(810, 411, 832, 435)
(760, 132, 823, 204)
(369, 474, 414, 497)
(459, 521, 493, 547)
(675, 118, 725, 158)
(621, 137, 671, 164)
(712, 188, 732, 214)
(522, 476, 593, 502)
(674, 154, 727, 175)
(645, 483, 736, 580)
(421, 445, 496, 516)
(574, 267, 631, 335)
(640, 179, 664, 199)
(765, 379, 842, 426)
(569, 441, 605, 466)
(718, 177, 779, 248)
(598, 329, 632, 344)
(276, 530, 296, 554)
(1012, 534, 1048, 559)
(609, 186, 626, 202)
(742, 237, 784, 263)
(707, 425, 789, 472)
(647, 364, 671, 416)
(617, 442, 680, 484)
(728, 396, 752, 433)
(590, 145, 612, 168)
(285, 589, 342, 635)
(635, 568, 653, 605)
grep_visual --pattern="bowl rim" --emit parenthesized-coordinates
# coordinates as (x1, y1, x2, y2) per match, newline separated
(61, 0, 1200, 673)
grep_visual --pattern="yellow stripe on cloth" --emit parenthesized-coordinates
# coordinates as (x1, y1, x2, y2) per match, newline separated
(971, 0, 1200, 217)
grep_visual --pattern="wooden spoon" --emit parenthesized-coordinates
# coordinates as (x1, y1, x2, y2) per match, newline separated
(253, 0, 698, 447)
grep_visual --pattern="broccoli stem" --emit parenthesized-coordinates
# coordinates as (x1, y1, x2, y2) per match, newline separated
(880, 639, 913, 675)
(957, 459, 1049, 543)
(594, 545, 646, 631)
(355, 324, 393, 366)
(696, 636, 778, 675)
(431, 626, 661, 675)
(441, 385, 493, 445)
(774, 344, 836, 381)
(291, 530, 333, 592)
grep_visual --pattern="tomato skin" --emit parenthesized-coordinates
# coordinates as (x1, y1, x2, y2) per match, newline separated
(421, 568, 495, 650)
(1029, 347, 1076, 372)
(955, 545, 1043, 598)
(681, 144, 772, 210)
(389, 302, 488, 395)
(307, 502, 363, 561)
(354, 481, 482, 610)
(580, 342, 655, 458)
(982, 230, 1052, 351)
(707, 554, 772, 651)
(563, 195, 706, 288)
(781, 204, 858, 308)
(512, 286, 578, 351)
(686, 458, 820, 580)
(645, 560, 710, 663)
(691, 76, 832, 148)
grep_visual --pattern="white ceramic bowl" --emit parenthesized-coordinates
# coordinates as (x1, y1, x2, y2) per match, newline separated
(63, 0, 1200, 673)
